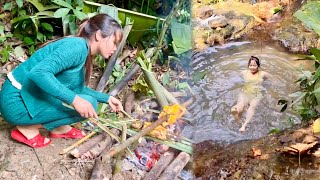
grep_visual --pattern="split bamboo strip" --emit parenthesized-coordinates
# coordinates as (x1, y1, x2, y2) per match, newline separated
(59, 131, 97, 155)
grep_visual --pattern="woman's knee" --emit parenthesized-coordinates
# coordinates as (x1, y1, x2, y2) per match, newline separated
(78, 94, 98, 110)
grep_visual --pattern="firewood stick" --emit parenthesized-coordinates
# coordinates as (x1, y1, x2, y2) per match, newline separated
(60, 131, 97, 155)
(90, 143, 113, 180)
(70, 133, 106, 158)
(144, 151, 175, 180)
(87, 129, 119, 158)
(158, 152, 190, 180)
(114, 124, 127, 174)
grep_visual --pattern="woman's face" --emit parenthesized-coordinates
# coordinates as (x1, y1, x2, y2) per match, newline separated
(248, 60, 259, 74)
(98, 34, 117, 59)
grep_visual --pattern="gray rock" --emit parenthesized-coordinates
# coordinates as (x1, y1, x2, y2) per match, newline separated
(208, 16, 228, 29)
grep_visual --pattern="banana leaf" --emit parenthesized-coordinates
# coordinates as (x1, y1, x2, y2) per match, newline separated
(83, 1, 164, 44)
(293, 1, 320, 36)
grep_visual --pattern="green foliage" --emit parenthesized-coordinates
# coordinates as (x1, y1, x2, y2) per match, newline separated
(290, 48, 320, 121)
(171, 21, 192, 55)
(132, 78, 153, 96)
(294, 1, 320, 36)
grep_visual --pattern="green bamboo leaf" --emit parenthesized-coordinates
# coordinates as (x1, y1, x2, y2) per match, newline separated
(11, 15, 30, 25)
(41, 22, 53, 32)
(16, 0, 23, 8)
(313, 118, 320, 134)
(73, 8, 87, 20)
(52, 0, 73, 9)
(54, 8, 70, 18)
(14, 46, 24, 58)
(314, 80, 320, 105)
(4, 2, 12, 11)
(35, 11, 55, 17)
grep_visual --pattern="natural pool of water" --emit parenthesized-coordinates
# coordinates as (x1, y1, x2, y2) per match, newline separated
(183, 41, 308, 144)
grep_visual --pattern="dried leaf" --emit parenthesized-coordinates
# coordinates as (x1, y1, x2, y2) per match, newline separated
(143, 122, 167, 140)
(252, 148, 262, 157)
(159, 104, 187, 125)
(313, 118, 320, 134)
(282, 142, 318, 155)
(302, 135, 318, 144)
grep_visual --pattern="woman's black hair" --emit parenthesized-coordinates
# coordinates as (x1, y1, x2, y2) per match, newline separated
(248, 56, 260, 67)
(78, 14, 123, 84)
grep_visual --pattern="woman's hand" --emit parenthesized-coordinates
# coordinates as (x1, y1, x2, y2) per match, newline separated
(72, 95, 98, 118)
(108, 96, 123, 112)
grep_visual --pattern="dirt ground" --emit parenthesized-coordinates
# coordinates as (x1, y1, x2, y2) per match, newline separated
(0, 118, 97, 180)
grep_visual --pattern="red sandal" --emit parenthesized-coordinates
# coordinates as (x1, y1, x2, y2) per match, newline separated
(49, 127, 85, 139)
(11, 129, 52, 148)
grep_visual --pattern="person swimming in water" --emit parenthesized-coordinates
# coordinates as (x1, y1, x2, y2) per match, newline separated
(231, 56, 272, 132)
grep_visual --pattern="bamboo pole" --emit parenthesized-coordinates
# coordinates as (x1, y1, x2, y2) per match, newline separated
(101, 115, 168, 162)
(151, 0, 184, 64)
(83, 1, 165, 21)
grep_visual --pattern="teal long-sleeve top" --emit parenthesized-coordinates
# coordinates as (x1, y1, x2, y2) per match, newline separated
(11, 37, 110, 118)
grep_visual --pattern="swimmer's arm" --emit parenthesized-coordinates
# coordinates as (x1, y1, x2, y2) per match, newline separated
(262, 71, 273, 80)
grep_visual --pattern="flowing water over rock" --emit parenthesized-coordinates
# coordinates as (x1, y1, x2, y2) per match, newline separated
(183, 41, 308, 144)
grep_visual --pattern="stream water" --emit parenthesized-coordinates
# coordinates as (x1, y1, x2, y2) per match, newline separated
(183, 41, 307, 144)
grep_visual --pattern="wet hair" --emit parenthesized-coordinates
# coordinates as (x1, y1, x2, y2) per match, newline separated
(248, 56, 260, 68)
(78, 14, 123, 84)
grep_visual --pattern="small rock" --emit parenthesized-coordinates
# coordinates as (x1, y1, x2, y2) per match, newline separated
(196, 6, 214, 19)
(208, 16, 228, 29)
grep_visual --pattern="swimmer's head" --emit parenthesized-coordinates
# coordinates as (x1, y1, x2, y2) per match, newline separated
(248, 56, 260, 74)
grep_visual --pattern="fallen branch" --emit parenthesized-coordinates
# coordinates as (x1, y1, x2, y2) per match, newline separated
(143, 151, 175, 180)
(60, 131, 97, 155)
(109, 64, 141, 96)
(158, 152, 190, 180)
(84, 129, 119, 159)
